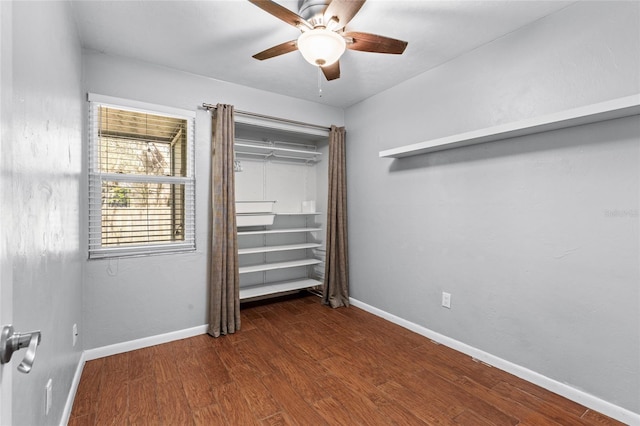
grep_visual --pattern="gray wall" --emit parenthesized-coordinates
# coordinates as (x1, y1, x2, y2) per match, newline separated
(345, 0, 639, 414)
(1, 1, 84, 425)
(82, 51, 344, 349)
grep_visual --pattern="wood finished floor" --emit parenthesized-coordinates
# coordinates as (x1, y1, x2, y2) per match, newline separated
(69, 293, 624, 426)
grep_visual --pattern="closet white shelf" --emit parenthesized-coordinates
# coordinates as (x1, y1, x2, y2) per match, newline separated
(276, 212, 322, 216)
(238, 227, 322, 236)
(235, 142, 322, 156)
(237, 214, 275, 227)
(379, 94, 640, 158)
(238, 243, 321, 255)
(239, 258, 323, 274)
(234, 140, 321, 164)
(239, 278, 322, 300)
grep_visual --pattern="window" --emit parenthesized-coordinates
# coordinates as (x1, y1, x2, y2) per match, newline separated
(88, 95, 195, 258)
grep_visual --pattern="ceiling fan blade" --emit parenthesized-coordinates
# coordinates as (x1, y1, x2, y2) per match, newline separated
(344, 31, 408, 54)
(321, 61, 340, 81)
(323, 0, 366, 30)
(252, 40, 299, 60)
(248, 0, 313, 31)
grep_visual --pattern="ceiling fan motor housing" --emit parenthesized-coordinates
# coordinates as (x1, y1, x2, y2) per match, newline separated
(298, 0, 331, 27)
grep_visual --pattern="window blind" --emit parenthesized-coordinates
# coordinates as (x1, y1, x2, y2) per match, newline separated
(88, 98, 195, 259)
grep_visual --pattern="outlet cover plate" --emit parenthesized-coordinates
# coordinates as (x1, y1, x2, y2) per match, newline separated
(442, 292, 451, 309)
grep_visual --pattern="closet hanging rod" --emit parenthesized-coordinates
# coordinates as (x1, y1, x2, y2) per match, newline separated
(235, 142, 322, 156)
(201, 103, 331, 132)
(235, 137, 319, 151)
(235, 151, 319, 164)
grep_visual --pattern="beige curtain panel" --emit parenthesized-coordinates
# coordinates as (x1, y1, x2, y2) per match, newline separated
(323, 125, 350, 308)
(208, 104, 241, 337)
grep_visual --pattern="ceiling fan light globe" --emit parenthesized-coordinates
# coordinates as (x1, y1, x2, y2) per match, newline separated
(297, 28, 346, 67)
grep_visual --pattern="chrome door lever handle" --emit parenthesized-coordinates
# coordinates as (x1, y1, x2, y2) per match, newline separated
(0, 325, 42, 374)
(17, 331, 41, 373)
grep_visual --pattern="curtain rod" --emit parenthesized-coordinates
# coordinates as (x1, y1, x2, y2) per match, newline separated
(202, 103, 331, 132)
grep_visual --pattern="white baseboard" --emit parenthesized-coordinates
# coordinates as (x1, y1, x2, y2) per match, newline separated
(61, 324, 208, 426)
(59, 351, 86, 426)
(349, 297, 639, 426)
(83, 324, 208, 361)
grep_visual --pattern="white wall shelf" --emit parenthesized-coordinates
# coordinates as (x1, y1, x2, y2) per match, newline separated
(239, 258, 323, 274)
(379, 94, 640, 158)
(239, 278, 322, 301)
(238, 243, 322, 255)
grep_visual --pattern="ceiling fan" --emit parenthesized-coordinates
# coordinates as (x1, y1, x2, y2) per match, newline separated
(249, 0, 408, 81)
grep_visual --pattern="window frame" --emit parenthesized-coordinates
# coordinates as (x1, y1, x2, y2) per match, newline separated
(87, 94, 196, 259)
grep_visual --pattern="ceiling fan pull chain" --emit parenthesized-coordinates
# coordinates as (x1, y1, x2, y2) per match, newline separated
(317, 66, 323, 97)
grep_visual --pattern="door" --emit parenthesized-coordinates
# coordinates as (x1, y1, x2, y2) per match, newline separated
(0, 262, 12, 426)
(0, 1, 13, 423)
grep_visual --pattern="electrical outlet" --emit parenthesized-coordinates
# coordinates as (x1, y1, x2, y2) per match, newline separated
(45, 379, 52, 415)
(442, 292, 451, 309)
(72, 323, 78, 347)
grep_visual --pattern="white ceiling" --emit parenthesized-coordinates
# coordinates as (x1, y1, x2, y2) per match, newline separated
(71, 0, 576, 108)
